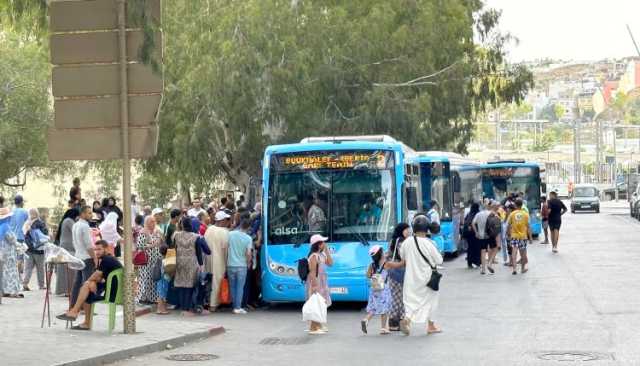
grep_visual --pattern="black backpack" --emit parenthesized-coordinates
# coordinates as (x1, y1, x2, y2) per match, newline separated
(486, 213, 502, 239)
(297, 256, 319, 282)
(462, 212, 475, 239)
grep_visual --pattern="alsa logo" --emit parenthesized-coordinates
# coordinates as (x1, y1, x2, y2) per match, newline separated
(274, 227, 299, 236)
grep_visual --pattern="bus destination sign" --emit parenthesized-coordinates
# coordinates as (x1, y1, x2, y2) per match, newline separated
(273, 151, 391, 171)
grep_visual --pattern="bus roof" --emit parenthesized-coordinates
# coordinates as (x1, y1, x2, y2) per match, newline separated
(300, 135, 398, 144)
(484, 160, 542, 168)
(264, 139, 406, 156)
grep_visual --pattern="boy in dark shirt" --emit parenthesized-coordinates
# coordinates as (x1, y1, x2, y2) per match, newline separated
(56, 240, 122, 330)
(547, 191, 567, 253)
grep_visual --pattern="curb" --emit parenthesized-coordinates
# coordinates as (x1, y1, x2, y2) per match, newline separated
(53, 325, 225, 366)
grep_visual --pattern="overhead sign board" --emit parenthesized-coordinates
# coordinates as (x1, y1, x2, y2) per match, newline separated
(47, 0, 163, 161)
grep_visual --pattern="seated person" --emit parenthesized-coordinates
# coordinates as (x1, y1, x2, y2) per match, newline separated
(56, 240, 122, 330)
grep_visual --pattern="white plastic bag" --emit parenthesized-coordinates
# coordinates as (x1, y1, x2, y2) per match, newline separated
(302, 293, 327, 324)
(43, 243, 86, 270)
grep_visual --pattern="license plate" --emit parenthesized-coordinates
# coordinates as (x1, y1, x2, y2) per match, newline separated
(330, 287, 348, 294)
(581, 204, 591, 208)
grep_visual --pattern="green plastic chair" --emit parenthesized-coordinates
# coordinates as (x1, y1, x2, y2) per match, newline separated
(91, 268, 124, 333)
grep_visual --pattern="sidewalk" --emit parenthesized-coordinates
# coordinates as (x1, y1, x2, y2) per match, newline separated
(0, 281, 224, 366)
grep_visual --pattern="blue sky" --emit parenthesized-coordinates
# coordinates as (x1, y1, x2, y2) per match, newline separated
(485, 0, 640, 61)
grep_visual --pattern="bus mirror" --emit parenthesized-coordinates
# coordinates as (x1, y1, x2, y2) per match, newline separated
(406, 187, 418, 211)
(453, 175, 461, 192)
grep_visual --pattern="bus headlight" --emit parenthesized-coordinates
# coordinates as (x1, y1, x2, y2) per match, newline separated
(267, 258, 298, 277)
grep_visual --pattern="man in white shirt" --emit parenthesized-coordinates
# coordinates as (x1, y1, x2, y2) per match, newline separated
(427, 200, 441, 225)
(71, 206, 96, 304)
(204, 210, 231, 310)
(472, 207, 492, 275)
(187, 198, 207, 218)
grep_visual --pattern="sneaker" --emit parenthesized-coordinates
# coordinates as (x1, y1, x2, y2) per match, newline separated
(487, 267, 495, 274)
(232, 308, 247, 314)
(361, 319, 368, 334)
(512, 271, 517, 275)
(308, 330, 325, 335)
(400, 319, 411, 336)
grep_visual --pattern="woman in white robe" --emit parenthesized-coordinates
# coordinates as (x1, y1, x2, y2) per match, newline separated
(398, 215, 443, 335)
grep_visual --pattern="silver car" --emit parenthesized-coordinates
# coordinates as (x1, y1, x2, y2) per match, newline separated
(570, 184, 600, 213)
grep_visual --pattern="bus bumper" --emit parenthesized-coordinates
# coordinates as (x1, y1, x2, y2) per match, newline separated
(261, 271, 369, 303)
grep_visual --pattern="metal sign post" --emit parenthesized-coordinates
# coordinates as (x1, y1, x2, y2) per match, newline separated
(117, 0, 135, 334)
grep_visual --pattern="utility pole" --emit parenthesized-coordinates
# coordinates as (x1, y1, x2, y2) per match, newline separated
(613, 125, 619, 202)
(495, 110, 501, 151)
(596, 118, 602, 183)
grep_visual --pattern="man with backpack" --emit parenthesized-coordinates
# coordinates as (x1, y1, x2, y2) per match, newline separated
(485, 201, 503, 272)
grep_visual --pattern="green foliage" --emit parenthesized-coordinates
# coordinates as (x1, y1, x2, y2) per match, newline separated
(145, 0, 533, 196)
(0, 32, 51, 186)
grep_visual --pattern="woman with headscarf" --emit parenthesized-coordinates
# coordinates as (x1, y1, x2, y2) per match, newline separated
(387, 222, 410, 331)
(99, 212, 121, 257)
(1, 208, 23, 298)
(173, 216, 206, 316)
(135, 216, 163, 304)
(55, 208, 80, 296)
(397, 215, 443, 336)
(92, 200, 104, 224)
(104, 196, 123, 224)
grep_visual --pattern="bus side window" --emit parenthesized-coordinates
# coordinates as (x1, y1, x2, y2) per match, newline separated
(406, 186, 418, 211)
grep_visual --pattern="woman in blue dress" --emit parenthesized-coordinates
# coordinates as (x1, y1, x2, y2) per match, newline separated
(361, 245, 397, 335)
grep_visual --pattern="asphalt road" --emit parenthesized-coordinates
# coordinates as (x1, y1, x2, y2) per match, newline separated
(116, 202, 640, 366)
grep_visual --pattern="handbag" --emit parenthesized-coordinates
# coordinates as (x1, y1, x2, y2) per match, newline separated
(218, 276, 231, 305)
(133, 249, 149, 266)
(163, 248, 177, 277)
(413, 236, 442, 292)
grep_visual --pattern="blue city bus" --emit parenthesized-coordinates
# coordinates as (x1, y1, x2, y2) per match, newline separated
(480, 160, 544, 237)
(450, 156, 483, 252)
(407, 152, 454, 254)
(261, 135, 412, 303)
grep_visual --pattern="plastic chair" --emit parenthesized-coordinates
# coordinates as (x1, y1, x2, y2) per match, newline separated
(91, 268, 123, 333)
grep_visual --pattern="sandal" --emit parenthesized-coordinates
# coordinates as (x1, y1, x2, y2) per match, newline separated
(427, 327, 442, 334)
(380, 328, 391, 335)
(70, 325, 90, 331)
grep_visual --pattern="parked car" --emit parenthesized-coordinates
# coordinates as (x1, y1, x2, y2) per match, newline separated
(570, 184, 600, 213)
(602, 182, 627, 201)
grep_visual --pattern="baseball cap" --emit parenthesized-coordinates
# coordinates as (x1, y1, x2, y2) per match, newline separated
(309, 234, 328, 245)
(368, 244, 383, 256)
(214, 210, 231, 221)
(152, 208, 164, 216)
(14, 195, 24, 205)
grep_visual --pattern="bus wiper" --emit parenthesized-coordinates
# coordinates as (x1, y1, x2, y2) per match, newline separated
(346, 226, 370, 246)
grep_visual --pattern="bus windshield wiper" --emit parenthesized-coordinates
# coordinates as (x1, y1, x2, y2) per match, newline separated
(345, 226, 370, 246)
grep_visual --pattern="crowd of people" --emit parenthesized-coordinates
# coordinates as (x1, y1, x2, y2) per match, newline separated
(0, 178, 263, 328)
(0, 177, 569, 335)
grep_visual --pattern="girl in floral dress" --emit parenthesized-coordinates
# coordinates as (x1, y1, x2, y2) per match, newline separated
(361, 245, 394, 335)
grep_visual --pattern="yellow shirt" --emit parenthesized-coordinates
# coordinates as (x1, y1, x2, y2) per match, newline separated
(507, 209, 530, 240)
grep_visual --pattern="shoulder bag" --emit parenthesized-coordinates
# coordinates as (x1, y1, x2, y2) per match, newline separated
(413, 236, 442, 292)
(370, 261, 386, 291)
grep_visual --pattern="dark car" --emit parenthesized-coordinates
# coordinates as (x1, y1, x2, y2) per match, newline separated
(570, 184, 600, 213)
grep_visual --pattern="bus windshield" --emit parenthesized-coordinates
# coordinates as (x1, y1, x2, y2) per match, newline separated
(420, 162, 452, 220)
(482, 167, 541, 209)
(267, 150, 396, 244)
